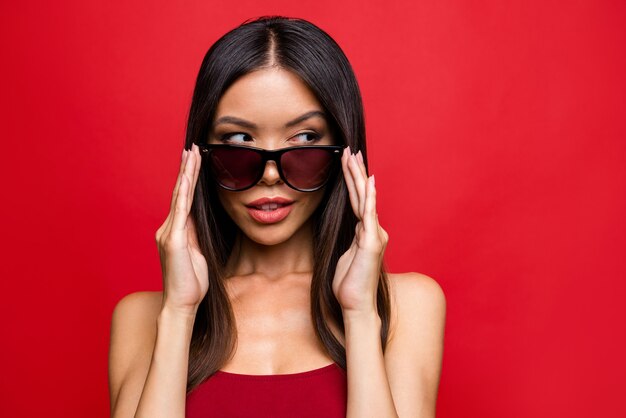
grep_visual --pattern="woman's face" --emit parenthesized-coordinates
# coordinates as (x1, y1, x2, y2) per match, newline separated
(207, 67, 336, 246)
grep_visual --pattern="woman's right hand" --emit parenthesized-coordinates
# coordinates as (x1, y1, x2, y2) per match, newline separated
(155, 143, 209, 316)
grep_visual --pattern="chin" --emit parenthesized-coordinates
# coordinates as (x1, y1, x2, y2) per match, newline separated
(245, 232, 291, 246)
(239, 220, 301, 246)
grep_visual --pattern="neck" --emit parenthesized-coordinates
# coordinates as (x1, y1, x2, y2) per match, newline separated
(225, 220, 316, 281)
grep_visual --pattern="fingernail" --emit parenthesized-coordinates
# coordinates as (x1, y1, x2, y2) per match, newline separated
(371, 175, 375, 186)
(182, 148, 186, 160)
(357, 150, 363, 162)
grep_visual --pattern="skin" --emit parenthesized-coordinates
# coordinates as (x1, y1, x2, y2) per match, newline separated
(108, 66, 446, 418)
(207, 67, 345, 373)
(209, 67, 331, 279)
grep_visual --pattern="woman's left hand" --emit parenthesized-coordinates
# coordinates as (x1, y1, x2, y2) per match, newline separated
(332, 147, 389, 317)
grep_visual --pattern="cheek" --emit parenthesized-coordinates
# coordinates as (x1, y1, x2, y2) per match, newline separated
(296, 190, 325, 217)
(216, 190, 241, 221)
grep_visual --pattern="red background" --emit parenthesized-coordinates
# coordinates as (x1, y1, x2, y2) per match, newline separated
(1, 1, 625, 417)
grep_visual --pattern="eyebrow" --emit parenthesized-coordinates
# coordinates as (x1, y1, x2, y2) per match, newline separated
(212, 110, 328, 130)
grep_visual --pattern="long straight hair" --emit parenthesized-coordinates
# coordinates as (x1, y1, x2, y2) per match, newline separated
(185, 15, 392, 394)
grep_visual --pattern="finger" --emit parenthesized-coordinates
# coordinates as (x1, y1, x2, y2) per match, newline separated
(186, 145, 199, 210)
(170, 148, 190, 215)
(354, 151, 369, 203)
(348, 153, 366, 217)
(172, 171, 190, 233)
(341, 147, 361, 218)
(363, 175, 377, 233)
(190, 143, 201, 202)
(163, 147, 191, 239)
(356, 150, 368, 178)
(178, 144, 199, 231)
(348, 152, 367, 218)
(356, 151, 371, 219)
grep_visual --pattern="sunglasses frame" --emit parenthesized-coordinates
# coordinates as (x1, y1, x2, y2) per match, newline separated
(196, 143, 345, 192)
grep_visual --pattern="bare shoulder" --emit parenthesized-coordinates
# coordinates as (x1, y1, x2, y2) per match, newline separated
(384, 272, 446, 417)
(386, 271, 447, 347)
(385, 271, 446, 348)
(386, 272, 446, 333)
(110, 290, 164, 325)
(387, 271, 444, 294)
(108, 291, 163, 416)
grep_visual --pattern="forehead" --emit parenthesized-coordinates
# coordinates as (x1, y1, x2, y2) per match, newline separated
(213, 68, 326, 127)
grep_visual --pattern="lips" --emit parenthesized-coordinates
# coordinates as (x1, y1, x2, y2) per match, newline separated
(245, 197, 295, 224)
(245, 197, 294, 210)
(256, 202, 286, 211)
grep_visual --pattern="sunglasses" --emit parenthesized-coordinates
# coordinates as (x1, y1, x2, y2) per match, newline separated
(197, 143, 344, 192)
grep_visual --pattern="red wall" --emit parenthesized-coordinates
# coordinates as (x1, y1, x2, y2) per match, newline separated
(1, 1, 624, 417)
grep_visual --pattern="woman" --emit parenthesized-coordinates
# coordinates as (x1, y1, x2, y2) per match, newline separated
(108, 15, 445, 418)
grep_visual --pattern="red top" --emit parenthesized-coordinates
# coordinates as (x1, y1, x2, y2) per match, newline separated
(185, 362, 347, 417)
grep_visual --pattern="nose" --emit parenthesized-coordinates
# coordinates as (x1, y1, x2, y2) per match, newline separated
(257, 159, 283, 187)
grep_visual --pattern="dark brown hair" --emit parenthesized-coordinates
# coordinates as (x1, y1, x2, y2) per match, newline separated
(185, 15, 392, 394)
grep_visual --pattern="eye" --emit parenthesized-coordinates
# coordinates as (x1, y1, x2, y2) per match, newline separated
(220, 132, 253, 143)
(292, 131, 321, 143)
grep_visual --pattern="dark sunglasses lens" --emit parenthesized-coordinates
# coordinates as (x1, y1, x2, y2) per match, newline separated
(281, 148, 335, 190)
(208, 147, 262, 190)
